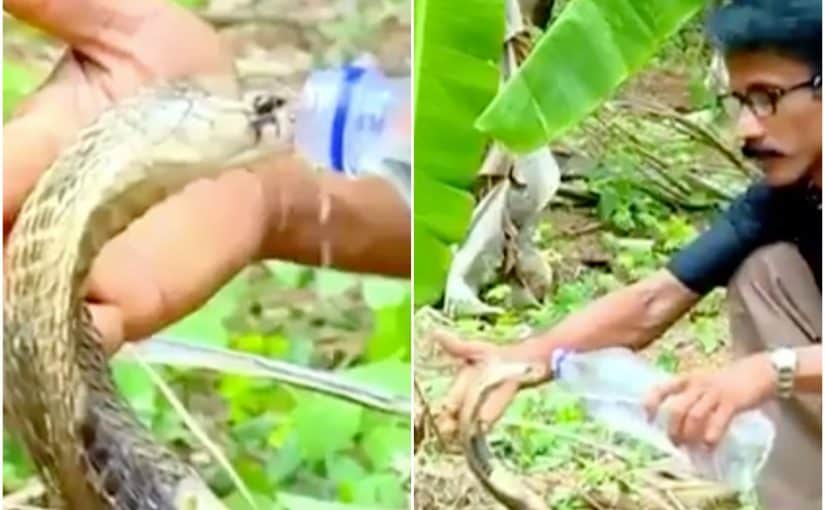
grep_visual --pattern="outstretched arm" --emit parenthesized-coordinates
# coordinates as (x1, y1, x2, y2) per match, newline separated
(514, 269, 700, 360)
(254, 154, 411, 278)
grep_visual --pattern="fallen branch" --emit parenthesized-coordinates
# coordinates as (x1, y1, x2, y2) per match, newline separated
(613, 99, 758, 179)
(198, 9, 326, 29)
(119, 335, 410, 416)
(561, 221, 602, 237)
(415, 378, 447, 452)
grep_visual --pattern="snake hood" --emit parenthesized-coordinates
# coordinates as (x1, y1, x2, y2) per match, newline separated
(80, 84, 294, 196)
(4, 82, 294, 509)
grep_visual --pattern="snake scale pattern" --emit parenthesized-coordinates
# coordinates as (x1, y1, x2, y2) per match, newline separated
(4, 81, 294, 509)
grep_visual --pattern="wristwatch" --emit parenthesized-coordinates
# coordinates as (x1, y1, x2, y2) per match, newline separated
(769, 347, 798, 399)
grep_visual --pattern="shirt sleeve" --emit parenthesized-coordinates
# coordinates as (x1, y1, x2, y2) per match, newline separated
(666, 182, 779, 295)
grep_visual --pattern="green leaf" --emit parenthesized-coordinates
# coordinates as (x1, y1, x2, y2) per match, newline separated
(361, 277, 409, 309)
(3, 435, 35, 491)
(233, 457, 272, 494)
(361, 277, 411, 362)
(277, 493, 392, 510)
(291, 395, 363, 462)
(265, 434, 303, 484)
(314, 268, 360, 297)
(655, 347, 680, 373)
(352, 473, 406, 508)
(413, 222, 455, 306)
(345, 359, 411, 398)
(223, 491, 277, 510)
(3, 60, 37, 120)
(111, 360, 157, 425)
(327, 454, 367, 485)
(266, 261, 312, 288)
(326, 454, 367, 502)
(365, 292, 411, 362)
(413, 0, 506, 306)
(475, 0, 706, 153)
(361, 425, 410, 471)
(172, 0, 207, 7)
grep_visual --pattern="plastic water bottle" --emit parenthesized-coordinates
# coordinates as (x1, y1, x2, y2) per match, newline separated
(550, 347, 776, 492)
(293, 58, 411, 207)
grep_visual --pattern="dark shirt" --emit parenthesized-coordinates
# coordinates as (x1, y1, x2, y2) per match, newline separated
(667, 179, 822, 296)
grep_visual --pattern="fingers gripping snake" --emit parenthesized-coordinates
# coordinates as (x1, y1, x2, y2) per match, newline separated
(458, 361, 550, 510)
(4, 82, 294, 509)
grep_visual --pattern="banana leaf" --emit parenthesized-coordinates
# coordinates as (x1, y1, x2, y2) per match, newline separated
(413, 0, 505, 306)
(475, 0, 707, 153)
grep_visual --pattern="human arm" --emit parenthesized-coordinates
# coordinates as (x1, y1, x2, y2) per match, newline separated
(253, 154, 410, 278)
(3, 0, 410, 355)
(85, 160, 410, 352)
(511, 183, 782, 360)
(508, 269, 700, 360)
(437, 182, 778, 427)
(436, 268, 700, 425)
(644, 344, 821, 447)
(792, 345, 822, 392)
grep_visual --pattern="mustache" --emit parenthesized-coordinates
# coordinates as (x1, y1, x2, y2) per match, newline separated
(741, 143, 785, 160)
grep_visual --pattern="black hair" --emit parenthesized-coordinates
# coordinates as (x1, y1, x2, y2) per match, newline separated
(706, 0, 822, 75)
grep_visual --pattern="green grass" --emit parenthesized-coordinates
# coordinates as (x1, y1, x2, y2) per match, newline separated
(4, 264, 412, 509)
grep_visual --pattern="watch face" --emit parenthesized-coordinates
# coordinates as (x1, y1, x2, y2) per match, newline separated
(772, 349, 797, 370)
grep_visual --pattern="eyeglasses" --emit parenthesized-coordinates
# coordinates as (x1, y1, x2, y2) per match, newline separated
(717, 74, 821, 120)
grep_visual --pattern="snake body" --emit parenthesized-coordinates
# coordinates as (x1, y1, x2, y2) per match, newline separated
(4, 82, 293, 509)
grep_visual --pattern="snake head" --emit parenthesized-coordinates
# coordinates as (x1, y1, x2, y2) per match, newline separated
(131, 84, 295, 175)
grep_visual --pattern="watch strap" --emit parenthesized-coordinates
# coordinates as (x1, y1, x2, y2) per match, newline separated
(770, 348, 797, 399)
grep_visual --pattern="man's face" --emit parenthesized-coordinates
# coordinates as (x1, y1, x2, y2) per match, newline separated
(725, 51, 821, 186)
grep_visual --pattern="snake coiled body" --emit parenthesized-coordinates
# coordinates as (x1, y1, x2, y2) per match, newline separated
(4, 82, 293, 509)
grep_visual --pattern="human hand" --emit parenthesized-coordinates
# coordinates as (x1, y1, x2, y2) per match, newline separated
(431, 329, 551, 438)
(3, 0, 273, 354)
(643, 353, 777, 449)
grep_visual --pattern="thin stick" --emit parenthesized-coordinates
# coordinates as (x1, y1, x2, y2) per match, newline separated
(134, 356, 259, 510)
(414, 378, 448, 451)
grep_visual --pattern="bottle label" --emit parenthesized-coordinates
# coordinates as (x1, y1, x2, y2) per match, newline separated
(330, 65, 367, 173)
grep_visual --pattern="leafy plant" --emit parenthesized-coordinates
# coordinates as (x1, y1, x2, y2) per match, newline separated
(475, 0, 708, 153)
(413, 0, 711, 307)
(3, 59, 38, 120)
(412, 0, 505, 305)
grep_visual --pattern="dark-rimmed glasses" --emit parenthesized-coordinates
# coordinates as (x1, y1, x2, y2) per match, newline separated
(717, 74, 821, 120)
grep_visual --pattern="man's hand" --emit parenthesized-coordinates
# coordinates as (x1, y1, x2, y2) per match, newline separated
(4, 0, 236, 225)
(4, 0, 300, 357)
(643, 353, 777, 448)
(5, 1, 410, 356)
(432, 329, 551, 436)
(5, 0, 412, 357)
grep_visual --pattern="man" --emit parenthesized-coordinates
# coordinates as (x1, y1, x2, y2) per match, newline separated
(435, 1, 822, 508)
(3, 0, 411, 355)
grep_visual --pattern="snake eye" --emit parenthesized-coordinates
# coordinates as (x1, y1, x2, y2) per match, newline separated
(253, 94, 276, 115)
